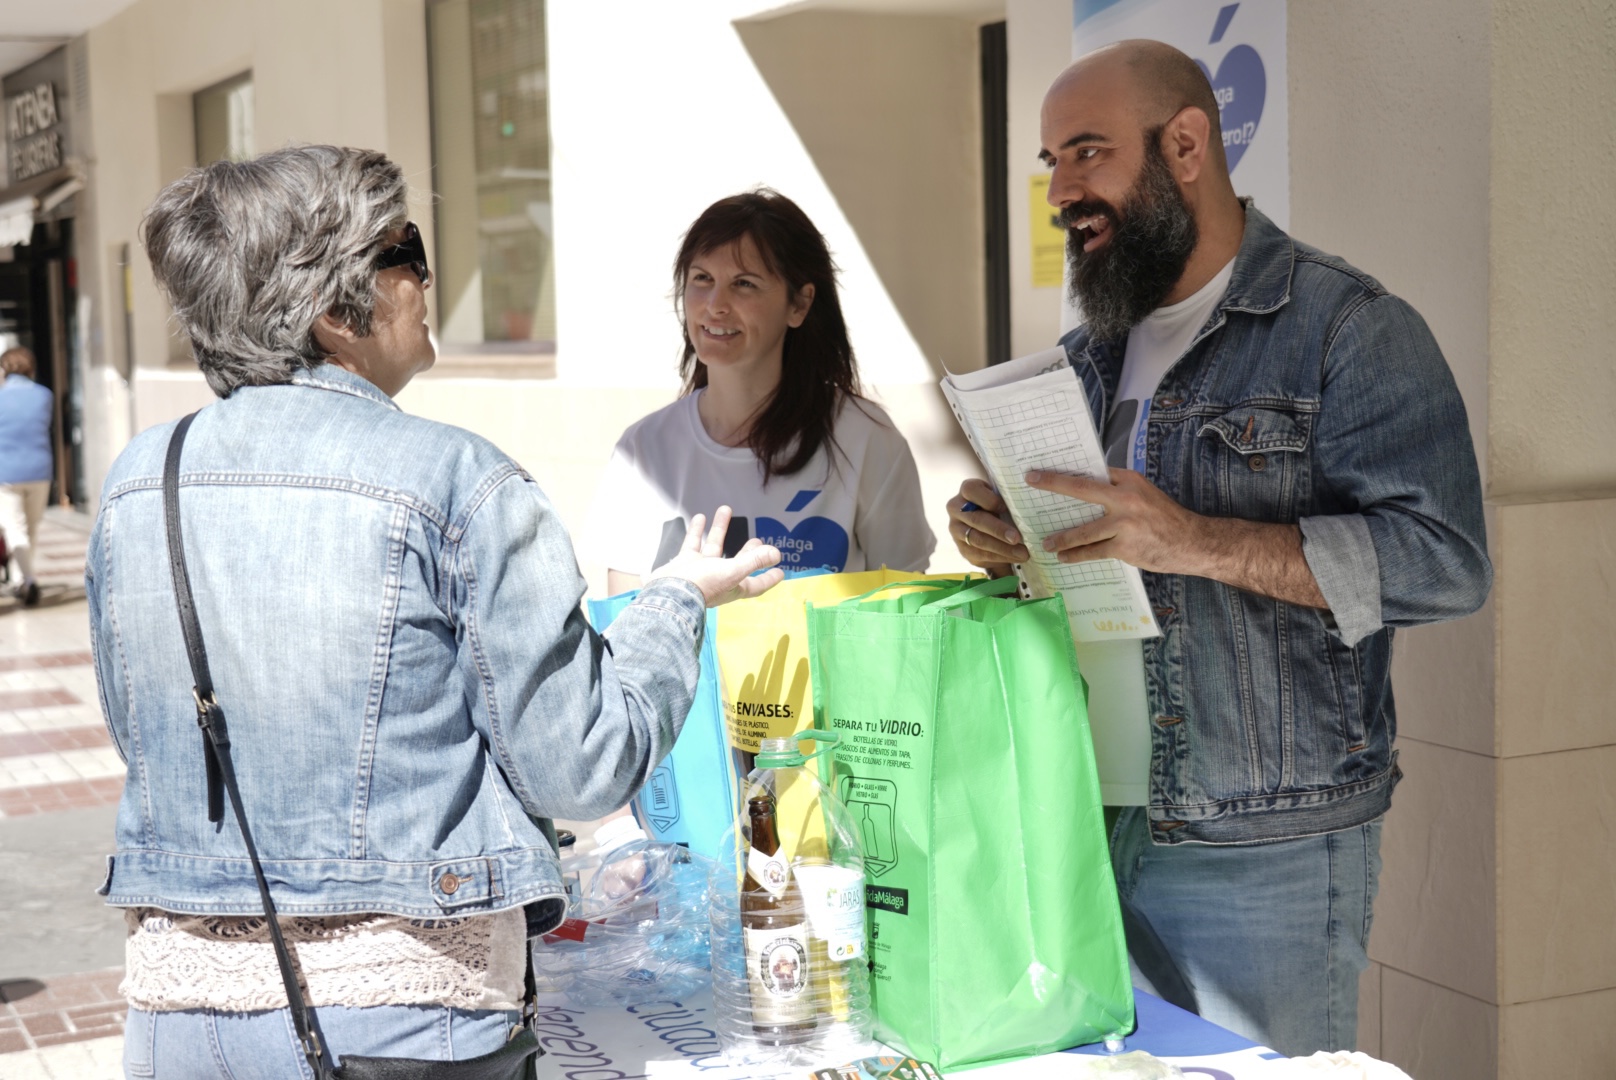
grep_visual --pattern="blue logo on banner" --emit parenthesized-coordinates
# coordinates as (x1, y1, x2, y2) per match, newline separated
(1196, 5, 1267, 173)
(1209, 2, 1240, 43)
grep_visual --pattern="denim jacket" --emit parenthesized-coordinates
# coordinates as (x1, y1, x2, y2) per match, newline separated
(89, 365, 707, 923)
(1061, 206, 1490, 845)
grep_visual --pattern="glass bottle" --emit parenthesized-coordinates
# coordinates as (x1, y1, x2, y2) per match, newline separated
(741, 791, 817, 1045)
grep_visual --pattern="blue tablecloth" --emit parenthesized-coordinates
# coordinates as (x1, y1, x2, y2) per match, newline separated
(1070, 989, 1268, 1058)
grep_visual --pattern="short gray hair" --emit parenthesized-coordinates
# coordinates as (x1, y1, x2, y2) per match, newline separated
(0, 346, 35, 377)
(140, 145, 408, 397)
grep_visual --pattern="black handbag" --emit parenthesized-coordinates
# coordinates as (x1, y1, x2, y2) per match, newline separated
(162, 411, 544, 1079)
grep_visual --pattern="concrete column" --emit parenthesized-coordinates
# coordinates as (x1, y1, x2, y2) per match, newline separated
(1486, 0, 1616, 1074)
(1295, 1, 1616, 1076)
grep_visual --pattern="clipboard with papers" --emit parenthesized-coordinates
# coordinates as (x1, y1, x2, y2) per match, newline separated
(941, 346, 1162, 645)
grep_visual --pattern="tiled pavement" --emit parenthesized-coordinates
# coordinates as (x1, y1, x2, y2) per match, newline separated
(0, 970, 126, 1054)
(0, 510, 129, 1078)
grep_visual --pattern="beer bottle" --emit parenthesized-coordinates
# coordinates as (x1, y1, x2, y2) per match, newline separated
(741, 791, 817, 1044)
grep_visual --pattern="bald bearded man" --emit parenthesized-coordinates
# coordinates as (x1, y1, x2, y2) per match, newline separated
(945, 41, 1489, 1054)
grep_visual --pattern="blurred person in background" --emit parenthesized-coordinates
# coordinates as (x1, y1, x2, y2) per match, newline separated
(0, 345, 53, 608)
(586, 189, 934, 594)
(90, 144, 781, 1076)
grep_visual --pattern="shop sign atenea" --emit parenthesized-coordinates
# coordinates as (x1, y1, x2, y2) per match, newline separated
(6, 82, 63, 182)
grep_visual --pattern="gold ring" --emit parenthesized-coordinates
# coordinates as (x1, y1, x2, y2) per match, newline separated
(964, 526, 974, 546)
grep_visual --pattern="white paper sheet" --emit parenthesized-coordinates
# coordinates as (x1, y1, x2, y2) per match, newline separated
(942, 347, 1160, 644)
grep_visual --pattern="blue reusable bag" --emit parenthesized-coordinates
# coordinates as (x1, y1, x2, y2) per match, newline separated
(585, 592, 735, 860)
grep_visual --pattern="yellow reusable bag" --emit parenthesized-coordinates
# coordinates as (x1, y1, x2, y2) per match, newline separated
(714, 572, 974, 865)
(713, 570, 973, 759)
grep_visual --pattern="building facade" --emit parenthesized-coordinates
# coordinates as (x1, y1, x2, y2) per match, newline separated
(0, 44, 93, 508)
(8, 1, 1611, 1077)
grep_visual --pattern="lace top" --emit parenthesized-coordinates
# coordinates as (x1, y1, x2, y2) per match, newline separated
(121, 907, 526, 1012)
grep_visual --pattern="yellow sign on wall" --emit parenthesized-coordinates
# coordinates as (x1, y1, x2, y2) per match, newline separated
(1028, 174, 1067, 289)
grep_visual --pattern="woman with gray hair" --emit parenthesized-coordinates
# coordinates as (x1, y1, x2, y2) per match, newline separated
(88, 144, 782, 1076)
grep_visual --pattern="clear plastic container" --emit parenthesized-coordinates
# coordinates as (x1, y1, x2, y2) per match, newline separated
(556, 815, 644, 901)
(532, 823, 714, 1007)
(709, 730, 876, 1069)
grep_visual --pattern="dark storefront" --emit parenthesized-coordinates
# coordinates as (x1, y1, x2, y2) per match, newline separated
(1, 48, 87, 508)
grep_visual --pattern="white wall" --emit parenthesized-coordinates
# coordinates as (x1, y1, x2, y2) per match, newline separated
(1004, 0, 1072, 357)
(545, 1, 937, 388)
(83, 0, 436, 379)
(1488, 0, 1616, 499)
(735, 8, 987, 379)
(79, 0, 984, 591)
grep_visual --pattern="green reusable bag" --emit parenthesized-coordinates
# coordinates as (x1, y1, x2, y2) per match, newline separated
(807, 576, 1133, 1069)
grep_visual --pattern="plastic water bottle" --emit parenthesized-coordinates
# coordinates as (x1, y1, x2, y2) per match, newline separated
(555, 815, 645, 898)
(709, 729, 875, 1068)
(533, 819, 715, 1006)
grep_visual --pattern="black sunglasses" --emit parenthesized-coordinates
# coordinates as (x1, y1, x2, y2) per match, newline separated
(376, 221, 431, 286)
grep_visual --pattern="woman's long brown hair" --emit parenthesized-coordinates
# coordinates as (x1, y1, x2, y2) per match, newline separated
(674, 189, 862, 484)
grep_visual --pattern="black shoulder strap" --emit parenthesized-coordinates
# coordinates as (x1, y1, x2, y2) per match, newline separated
(163, 412, 331, 1077)
(163, 412, 225, 824)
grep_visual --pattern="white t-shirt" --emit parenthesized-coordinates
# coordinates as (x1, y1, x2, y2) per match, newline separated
(1102, 257, 1236, 473)
(1087, 258, 1235, 805)
(586, 391, 935, 580)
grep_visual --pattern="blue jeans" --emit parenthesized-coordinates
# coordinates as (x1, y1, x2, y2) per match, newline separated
(1110, 807, 1383, 1056)
(123, 1003, 520, 1078)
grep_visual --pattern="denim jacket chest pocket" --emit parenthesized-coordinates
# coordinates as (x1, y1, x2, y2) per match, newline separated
(1193, 404, 1315, 523)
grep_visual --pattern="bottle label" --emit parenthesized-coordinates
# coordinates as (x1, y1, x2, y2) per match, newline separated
(747, 846, 791, 899)
(794, 865, 866, 961)
(744, 924, 813, 1023)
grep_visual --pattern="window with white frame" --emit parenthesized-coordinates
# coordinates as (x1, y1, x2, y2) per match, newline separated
(428, 0, 556, 349)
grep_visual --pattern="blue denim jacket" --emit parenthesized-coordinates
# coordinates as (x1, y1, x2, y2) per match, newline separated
(1061, 206, 1490, 845)
(89, 365, 707, 921)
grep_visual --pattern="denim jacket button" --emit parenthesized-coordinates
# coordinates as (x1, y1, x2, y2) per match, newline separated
(439, 872, 461, 895)
(1248, 453, 1268, 472)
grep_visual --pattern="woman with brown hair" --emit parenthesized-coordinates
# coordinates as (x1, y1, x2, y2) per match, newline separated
(587, 189, 933, 591)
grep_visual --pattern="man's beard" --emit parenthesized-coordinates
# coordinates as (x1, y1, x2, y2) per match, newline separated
(1062, 135, 1199, 344)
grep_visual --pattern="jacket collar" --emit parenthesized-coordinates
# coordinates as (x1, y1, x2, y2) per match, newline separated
(1218, 199, 1294, 316)
(288, 363, 401, 411)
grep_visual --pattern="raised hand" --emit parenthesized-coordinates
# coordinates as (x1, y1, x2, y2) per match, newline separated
(645, 506, 784, 607)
